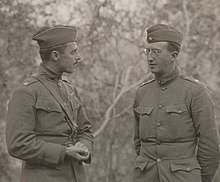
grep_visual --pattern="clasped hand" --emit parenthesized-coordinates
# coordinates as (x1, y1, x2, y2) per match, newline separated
(65, 142, 90, 161)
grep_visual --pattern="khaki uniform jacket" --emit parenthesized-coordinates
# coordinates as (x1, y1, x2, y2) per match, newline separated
(6, 65, 93, 182)
(133, 67, 220, 182)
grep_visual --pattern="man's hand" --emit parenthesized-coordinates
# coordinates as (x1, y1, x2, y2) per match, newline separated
(65, 142, 90, 161)
(74, 142, 89, 156)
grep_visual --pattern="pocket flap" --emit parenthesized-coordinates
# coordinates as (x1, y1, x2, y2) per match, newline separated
(166, 104, 187, 114)
(36, 99, 62, 112)
(134, 106, 153, 115)
(135, 155, 148, 171)
(170, 159, 201, 172)
(26, 161, 60, 170)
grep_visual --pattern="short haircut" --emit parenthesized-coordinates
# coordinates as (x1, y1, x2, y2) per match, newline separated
(167, 42, 181, 53)
(39, 44, 67, 62)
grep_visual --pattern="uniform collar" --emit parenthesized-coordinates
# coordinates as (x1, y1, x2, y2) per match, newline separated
(38, 64, 62, 82)
(155, 66, 180, 85)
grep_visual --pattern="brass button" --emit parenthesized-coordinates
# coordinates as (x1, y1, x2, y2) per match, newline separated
(186, 167, 191, 171)
(47, 107, 50, 111)
(161, 87, 167, 91)
(156, 140, 161, 145)
(158, 105, 163, 109)
(157, 123, 161, 127)
(157, 159, 162, 163)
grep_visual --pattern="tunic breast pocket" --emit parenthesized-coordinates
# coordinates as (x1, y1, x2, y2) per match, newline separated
(165, 104, 190, 123)
(36, 99, 62, 113)
(165, 104, 192, 138)
(35, 99, 63, 131)
(134, 106, 154, 116)
(165, 104, 189, 121)
(166, 104, 188, 115)
(134, 106, 154, 138)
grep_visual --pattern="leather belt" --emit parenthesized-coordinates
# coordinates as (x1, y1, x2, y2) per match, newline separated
(141, 138, 197, 144)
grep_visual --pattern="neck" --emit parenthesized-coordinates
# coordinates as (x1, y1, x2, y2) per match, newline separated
(155, 66, 176, 80)
(41, 62, 62, 77)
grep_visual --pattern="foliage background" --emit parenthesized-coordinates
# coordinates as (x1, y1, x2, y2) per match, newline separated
(0, 0, 220, 181)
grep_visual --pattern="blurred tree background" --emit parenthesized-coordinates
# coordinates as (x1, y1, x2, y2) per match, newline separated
(0, 0, 220, 181)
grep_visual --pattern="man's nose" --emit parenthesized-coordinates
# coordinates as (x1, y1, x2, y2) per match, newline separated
(148, 58, 154, 63)
(75, 52, 81, 62)
(147, 54, 154, 63)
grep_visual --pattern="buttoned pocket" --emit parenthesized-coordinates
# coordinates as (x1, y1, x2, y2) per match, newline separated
(135, 155, 149, 171)
(170, 159, 201, 172)
(164, 104, 192, 140)
(166, 104, 187, 114)
(36, 99, 62, 113)
(134, 106, 153, 115)
(26, 161, 61, 170)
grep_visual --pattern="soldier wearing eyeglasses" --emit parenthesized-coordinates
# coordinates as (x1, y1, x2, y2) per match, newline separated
(132, 24, 220, 182)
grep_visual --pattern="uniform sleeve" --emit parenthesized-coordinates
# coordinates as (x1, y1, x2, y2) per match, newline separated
(191, 84, 220, 182)
(74, 88, 94, 163)
(6, 87, 66, 166)
(133, 92, 141, 156)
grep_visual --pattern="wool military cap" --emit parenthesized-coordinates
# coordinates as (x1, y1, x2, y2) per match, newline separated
(32, 25, 77, 49)
(146, 24, 183, 46)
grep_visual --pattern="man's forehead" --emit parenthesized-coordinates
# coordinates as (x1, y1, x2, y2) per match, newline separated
(66, 42, 78, 50)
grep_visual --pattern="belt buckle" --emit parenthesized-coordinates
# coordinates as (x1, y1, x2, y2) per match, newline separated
(156, 140, 161, 145)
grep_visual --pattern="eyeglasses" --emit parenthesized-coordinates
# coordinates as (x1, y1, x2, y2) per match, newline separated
(143, 48, 162, 57)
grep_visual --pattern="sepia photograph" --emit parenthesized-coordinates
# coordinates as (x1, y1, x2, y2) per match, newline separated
(0, 0, 220, 182)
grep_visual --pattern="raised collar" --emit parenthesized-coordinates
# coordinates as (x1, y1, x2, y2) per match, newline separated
(38, 64, 62, 82)
(155, 67, 180, 86)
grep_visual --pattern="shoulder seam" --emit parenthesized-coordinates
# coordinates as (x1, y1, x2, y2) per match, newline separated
(23, 76, 39, 86)
(179, 75, 200, 85)
(140, 78, 155, 87)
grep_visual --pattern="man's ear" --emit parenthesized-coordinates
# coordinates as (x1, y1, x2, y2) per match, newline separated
(171, 51, 178, 60)
(51, 51, 60, 62)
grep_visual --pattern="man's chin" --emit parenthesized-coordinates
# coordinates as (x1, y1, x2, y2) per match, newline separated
(149, 68, 158, 74)
(65, 69, 74, 74)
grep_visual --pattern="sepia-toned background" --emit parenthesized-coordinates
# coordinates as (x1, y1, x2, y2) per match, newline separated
(0, 0, 220, 181)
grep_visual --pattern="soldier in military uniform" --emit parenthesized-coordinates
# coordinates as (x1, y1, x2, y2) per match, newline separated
(133, 24, 220, 182)
(6, 25, 93, 182)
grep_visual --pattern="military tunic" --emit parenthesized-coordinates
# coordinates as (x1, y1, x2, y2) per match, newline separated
(133, 67, 220, 182)
(6, 65, 93, 182)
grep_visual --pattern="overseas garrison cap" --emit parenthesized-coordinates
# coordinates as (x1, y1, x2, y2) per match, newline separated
(146, 24, 183, 46)
(32, 25, 77, 49)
